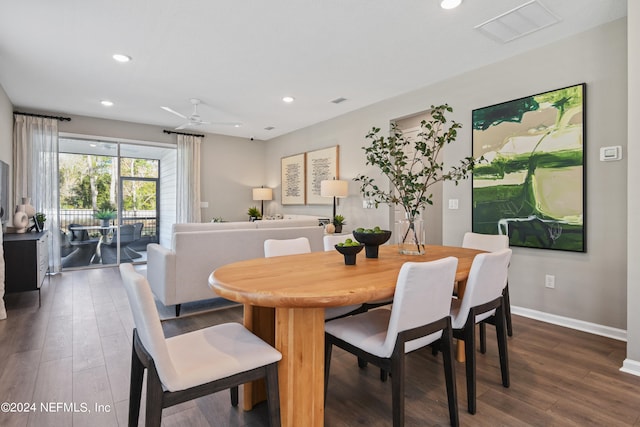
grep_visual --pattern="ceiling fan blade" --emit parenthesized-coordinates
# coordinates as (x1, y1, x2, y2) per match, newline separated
(175, 122, 192, 130)
(161, 106, 187, 119)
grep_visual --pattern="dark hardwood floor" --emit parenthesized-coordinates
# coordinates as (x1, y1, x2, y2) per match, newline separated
(1, 267, 639, 426)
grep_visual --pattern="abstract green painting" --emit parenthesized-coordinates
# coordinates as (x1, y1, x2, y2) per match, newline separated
(472, 83, 585, 252)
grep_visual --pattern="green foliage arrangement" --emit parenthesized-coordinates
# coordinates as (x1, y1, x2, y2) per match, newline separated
(247, 206, 261, 219)
(94, 201, 116, 220)
(35, 212, 47, 224)
(354, 104, 480, 220)
(332, 214, 346, 226)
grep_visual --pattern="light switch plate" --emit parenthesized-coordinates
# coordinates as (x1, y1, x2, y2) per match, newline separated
(600, 146, 622, 161)
(448, 199, 459, 210)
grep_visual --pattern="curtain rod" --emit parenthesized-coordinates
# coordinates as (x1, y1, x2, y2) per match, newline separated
(14, 111, 71, 121)
(163, 129, 205, 138)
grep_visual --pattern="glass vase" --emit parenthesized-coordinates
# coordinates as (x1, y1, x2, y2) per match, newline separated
(396, 217, 425, 255)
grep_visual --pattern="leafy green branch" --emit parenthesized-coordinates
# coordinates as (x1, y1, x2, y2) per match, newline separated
(355, 104, 481, 219)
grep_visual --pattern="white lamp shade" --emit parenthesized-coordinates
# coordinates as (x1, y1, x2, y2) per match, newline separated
(252, 187, 273, 201)
(320, 180, 348, 198)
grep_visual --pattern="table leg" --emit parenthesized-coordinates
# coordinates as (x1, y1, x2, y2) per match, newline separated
(275, 307, 325, 427)
(456, 279, 468, 363)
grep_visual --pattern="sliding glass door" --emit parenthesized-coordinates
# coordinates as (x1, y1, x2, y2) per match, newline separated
(58, 137, 174, 269)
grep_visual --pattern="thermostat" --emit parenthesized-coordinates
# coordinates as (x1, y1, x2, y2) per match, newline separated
(599, 146, 622, 161)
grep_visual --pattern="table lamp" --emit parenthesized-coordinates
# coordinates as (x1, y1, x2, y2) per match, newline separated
(252, 186, 273, 216)
(320, 178, 348, 220)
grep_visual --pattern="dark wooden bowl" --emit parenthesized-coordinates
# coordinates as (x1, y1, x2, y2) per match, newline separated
(334, 243, 364, 265)
(353, 230, 392, 258)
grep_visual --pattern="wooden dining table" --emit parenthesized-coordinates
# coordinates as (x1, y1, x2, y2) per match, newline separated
(209, 244, 485, 427)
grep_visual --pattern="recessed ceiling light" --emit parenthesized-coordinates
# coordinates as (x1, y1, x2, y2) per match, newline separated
(282, 96, 295, 103)
(101, 100, 114, 107)
(112, 54, 132, 63)
(440, 0, 462, 9)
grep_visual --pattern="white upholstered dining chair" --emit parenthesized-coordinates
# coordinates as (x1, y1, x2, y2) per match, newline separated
(119, 263, 282, 427)
(322, 233, 354, 251)
(449, 248, 512, 414)
(324, 257, 460, 427)
(461, 231, 512, 353)
(264, 237, 363, 320)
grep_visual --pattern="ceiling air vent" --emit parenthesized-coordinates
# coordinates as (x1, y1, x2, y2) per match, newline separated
(264, 126, 275, 131)
(475, 0, 560, 43)
(330, 97, 348, 104)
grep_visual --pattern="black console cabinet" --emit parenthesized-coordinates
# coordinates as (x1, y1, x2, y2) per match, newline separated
(3, 231, 49, 305)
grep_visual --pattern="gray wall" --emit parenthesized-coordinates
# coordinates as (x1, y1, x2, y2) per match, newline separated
(625, 3, 640, 370)
(266, 19, 629, 330)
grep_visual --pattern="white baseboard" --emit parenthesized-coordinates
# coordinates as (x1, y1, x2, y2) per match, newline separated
(511, 306, 627, 341)
(620, 359, 640, 377)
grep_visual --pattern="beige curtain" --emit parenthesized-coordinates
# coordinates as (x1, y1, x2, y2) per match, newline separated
(13, 114, 61, 272)
(176, 134, 202, 223)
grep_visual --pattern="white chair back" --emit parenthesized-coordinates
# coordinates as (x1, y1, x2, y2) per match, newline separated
(119, 263, 179, 388)
(382, 257, 458, 355)
(462, 232, 509, 252)
(452, 249, 512, 328)
(323, 233, 355, 251)
(264, 237, 311, 257)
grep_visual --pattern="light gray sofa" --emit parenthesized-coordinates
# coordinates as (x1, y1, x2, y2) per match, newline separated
(146, 221, 324, 316)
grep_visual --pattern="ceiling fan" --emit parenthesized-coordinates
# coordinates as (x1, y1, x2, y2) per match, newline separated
(161, 98, 241, 130)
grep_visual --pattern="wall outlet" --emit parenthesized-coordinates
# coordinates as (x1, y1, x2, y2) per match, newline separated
(545, 274, 555, 289)
(448, 199, 459, 210)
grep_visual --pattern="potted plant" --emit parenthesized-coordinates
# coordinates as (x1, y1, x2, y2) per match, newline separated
(248, 206, 261, 221)
(94, 201, 116, 227)
(355, 104, 481, 254)
(34, 212, 46, 232)
(332, 214, 346, 233)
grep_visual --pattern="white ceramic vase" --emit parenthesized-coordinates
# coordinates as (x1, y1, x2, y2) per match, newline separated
(13, 210, 28, 233)
(21, 197, 36, 218)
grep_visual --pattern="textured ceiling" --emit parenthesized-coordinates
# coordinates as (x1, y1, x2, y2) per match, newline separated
(0, 0, 627, 140)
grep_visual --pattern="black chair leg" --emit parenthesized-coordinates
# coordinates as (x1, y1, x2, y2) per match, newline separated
(324, 340, 333, 403)
(495, 304, 510, 388)
(265, 363, 281, 427)
(391, 352, 404, 427)
(463, 320, 477, 415)
(441, 330, 459, 427)
(479, 322, 487, 354)
(145, 365, 164, 427)
(358, 357, 367, 368)
(128, 340, 144, 427)
(175, 304, 181, 317)
(230, 386, 239, 406)
(503, 285, 513, 337)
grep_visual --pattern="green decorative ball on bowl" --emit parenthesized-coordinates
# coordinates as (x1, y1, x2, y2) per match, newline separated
(353, 227, 392, 258)
(334, 243, 364, 265)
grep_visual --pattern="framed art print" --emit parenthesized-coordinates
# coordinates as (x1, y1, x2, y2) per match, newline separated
(306, 146, 339, 205)
(281, 153, 306, 205)
(471, 83, 586, 252)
